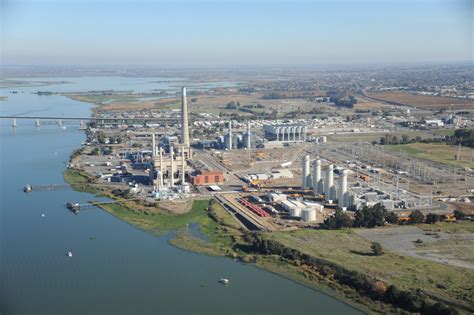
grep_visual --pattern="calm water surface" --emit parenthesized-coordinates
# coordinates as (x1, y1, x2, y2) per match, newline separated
(0, 78, 361, 314)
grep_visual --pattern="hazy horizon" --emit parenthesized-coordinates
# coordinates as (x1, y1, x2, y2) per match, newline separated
(1, 0, 472, 66)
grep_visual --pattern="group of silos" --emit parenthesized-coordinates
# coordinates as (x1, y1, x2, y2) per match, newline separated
(301, 155, 350, 209)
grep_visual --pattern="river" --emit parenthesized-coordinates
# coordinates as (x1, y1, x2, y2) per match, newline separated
(0, 77, 361, 314)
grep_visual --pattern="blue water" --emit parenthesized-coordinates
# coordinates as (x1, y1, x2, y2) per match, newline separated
(0, 78, 361, 314)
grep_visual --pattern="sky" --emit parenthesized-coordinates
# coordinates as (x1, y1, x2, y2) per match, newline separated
(1, 0, 473, 65)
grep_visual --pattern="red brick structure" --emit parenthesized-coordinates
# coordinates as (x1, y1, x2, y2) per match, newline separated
(190, 170, 225, 186)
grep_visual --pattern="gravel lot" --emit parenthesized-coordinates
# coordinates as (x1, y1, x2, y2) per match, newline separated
(356, 226, 474, 270)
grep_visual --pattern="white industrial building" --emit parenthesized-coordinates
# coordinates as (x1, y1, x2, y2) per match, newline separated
(271, 169, 294, 179)
(263, 124, 307, 142)
(267, 192, 287, 202)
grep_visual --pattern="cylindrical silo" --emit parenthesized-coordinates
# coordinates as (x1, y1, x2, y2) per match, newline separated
(290, 206, 302, 217)
(302, 208, 316, 222)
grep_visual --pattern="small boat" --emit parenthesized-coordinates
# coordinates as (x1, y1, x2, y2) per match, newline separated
(23, 184, 32, 193)
(219, 278, 230, 285)
(67, 251, 73, 257)
(41, 214, 45, 217)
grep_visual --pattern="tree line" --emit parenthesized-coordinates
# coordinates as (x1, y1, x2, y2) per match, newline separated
(322, 204, 467, 229)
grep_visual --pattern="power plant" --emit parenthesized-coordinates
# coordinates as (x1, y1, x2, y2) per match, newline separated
(149, 87, 192, 198)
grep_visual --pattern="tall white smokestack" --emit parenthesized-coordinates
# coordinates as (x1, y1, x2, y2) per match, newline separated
(170, 146, 175, 187)
(325, 164, 334, 200)
(181, 149, 186, 184)
(159, 147, 164, 187)
(338, 169, 349, 208)
(246, 120, 251, 149)
(181, 87, 190, 147)
(302, 155, 310, 189)
(227, 120, 233, 150)
(312, 158, 321, 195)
(151, 134, 156, 157)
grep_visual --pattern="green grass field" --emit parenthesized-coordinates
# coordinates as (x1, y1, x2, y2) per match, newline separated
(99, 199, 213, 235)
(387, 143, 474, 168)
(265, 228, 474, 308)
(63, 169, 101, 194)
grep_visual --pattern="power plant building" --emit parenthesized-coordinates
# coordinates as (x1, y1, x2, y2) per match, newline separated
(263, 124, 307, 142)
(190, 170, 225, 186)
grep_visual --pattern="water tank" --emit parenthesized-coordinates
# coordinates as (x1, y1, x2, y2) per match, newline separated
(182, 183, 190, 194)
(301, 208, 316, 222)
(290, 207, 301, 217)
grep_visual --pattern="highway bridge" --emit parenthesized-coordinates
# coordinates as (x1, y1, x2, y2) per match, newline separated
(1, 115, 185, 127)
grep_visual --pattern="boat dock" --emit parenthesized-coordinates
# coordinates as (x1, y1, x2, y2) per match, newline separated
(24, 184, 71, 192)
(66, 200, 117, 213)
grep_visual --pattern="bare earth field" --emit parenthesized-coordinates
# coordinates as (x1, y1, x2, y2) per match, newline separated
(367, 91, 474, 109)
(355, 224, 474, 270)
(354, 96, 393, 110)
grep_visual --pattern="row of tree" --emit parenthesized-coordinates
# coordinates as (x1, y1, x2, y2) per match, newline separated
(377, 129, 473, 148)
(322, 204, 396, 229)
(449, 129, 474, 148)
(323, 205, 467, 229)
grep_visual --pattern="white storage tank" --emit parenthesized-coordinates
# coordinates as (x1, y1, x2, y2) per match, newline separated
(302, 201, 324, 212)
(301, 208, 316, 222)
(182, 183, 191, 194)
(290, 207, 302, 217)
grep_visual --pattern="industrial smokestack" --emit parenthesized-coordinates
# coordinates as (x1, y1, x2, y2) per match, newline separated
(302, 155, 310, 189)
(325, 164, 334, 200)
(159, 147, 164, 187)
(338, 169, 349, 208)
(246, 120, 251, 149)
(151, 134, 156, 158)
(170, 146, 175, 187)
(312, 158, 321, 195)
(181, 149, 186, 184)
(227, 120, 233, 150)
(181, 87, 190, 147)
